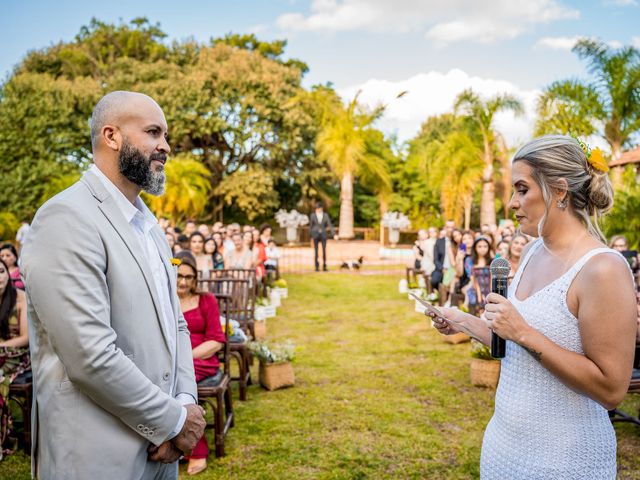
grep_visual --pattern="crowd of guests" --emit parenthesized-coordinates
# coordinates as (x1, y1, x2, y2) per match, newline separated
(161, 219, 280, 281)
(412, 220, 640, 319)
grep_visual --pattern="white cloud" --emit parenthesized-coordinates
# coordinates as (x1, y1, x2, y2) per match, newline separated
(603, 0, 637, 6)
(536, 36, 583, 50)
(536, 36, 625, 51)
(277, 0, 579, 44)
(337, 69, 540, 147)
(633, 36, 640, 48)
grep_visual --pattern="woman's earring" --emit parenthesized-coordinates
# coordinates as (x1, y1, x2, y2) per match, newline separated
(556, 198, 568, 210)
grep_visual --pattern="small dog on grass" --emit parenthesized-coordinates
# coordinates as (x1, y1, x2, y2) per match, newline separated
(340, 256, 364, 270)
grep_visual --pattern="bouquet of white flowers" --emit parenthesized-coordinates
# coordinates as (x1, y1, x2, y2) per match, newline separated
(274, 209, 309, 229)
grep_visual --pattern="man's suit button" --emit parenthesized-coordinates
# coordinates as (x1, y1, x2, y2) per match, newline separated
(162, 372, 170, 381)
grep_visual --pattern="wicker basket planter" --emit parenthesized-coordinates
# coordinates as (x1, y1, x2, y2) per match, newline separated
(273, 287, 288, 299)
(255, 305, 277, 320)
(253, 320, 267, 340)
(270, 290, 282, 307)
(470, 358, 501, 388)
(443, 332, 470, 344)
(259, 361, 295, 391)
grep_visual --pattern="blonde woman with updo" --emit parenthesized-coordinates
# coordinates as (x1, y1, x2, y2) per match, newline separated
(431, 135, 637, 479)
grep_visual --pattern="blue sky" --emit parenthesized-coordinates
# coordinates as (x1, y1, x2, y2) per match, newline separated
(2, 0, 640, 145)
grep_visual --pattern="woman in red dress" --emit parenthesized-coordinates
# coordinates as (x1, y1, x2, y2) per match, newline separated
(175, 251, 226, 475)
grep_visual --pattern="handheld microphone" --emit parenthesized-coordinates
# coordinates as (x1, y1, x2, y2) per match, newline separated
(489, 257, 510, 359)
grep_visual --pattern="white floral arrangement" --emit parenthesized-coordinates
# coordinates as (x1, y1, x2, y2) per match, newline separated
(249, 340, 296, 364)
(275, 209, 309, 229)
(381, 211, 411, 230)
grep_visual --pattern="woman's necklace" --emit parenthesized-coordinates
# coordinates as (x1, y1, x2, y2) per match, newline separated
(540, 230, 589, 273)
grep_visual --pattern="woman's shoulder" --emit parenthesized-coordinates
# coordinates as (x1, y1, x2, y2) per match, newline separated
(199, 292, 219, 309)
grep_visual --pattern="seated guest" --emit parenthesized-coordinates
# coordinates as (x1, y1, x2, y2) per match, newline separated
(0, 244, 24, 290)
(224, 233, 253, 270)
(174, 251, 226, 476)
(190, 232, 214, 278)
(204, 237, 224, 271)
(467, 236, 493, 314)
(177, 233, 190, 251)
(165, 232, 176, 251)
(413, 230, 427, 271)
(0, 257, 30, 456)
(508, 234, 529, 277)
(212, 231, 225, 257)
(254, 224, 271, 279)
(243, 231, 255, 264)
(265, 239, 280, 272)
(421, 227, 438, 277)
(453, 230, 475, 296)
(198, 224, 210, 238)
(496, 240, 510, 260)
(184, 219, 197, 237)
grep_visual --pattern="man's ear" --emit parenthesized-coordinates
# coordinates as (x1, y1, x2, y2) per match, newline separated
(102, 125, 121, 152)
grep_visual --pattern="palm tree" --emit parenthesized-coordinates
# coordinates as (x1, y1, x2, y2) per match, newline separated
(429, 130, 485, 229)
(146, 153, 211, 222)
(454, 89, 523, 226)
(315, 92, 390, 239)
(535, 39, 640, 170)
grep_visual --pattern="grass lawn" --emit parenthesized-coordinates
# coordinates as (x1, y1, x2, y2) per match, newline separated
(2, 273, 639, 479)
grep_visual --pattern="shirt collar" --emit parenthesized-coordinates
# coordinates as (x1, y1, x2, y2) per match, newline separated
(89, 165, 156, 232)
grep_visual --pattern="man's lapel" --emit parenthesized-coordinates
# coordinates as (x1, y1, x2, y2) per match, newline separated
(81, 170, 172, 354)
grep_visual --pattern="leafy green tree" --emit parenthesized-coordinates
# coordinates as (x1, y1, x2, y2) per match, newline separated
(215, 166, 279, 221)
(535, 39, 640, 164)
(602, 166, 640, 248)
(454, 89, 523, 226)
(0, 18, 318, 224)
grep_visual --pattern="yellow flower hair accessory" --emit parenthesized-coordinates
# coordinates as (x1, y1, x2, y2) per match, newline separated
(587, 147, 609, 173)
(170, 258, 182, 266)
(571, 134, 609, 173)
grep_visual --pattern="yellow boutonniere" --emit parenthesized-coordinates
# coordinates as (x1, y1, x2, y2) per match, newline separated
(170, 258, 181, 266)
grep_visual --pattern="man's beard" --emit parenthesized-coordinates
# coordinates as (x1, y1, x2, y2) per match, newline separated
(118, 142, 166, 196)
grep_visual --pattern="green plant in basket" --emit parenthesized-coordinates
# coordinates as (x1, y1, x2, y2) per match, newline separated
(273, 278, 287, 288)
(470, 339, 495, 360)
(255, 296, 270, 307)
(249, 340, 295, 364)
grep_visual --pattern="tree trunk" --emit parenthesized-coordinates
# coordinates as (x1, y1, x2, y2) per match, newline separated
(379, 196, 388, 246)
(480, 146, 497, 227)
(496, 134, 511, 218)
(464, 195, 472, 230)
(339, 172, 355, 239)
(609, 142, 624, 189)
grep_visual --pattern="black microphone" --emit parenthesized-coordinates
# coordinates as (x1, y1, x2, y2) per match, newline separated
(489, 257, 510, 359)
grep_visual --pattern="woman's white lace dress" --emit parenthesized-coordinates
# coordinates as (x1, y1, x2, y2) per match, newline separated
(481, 240, 624, 479)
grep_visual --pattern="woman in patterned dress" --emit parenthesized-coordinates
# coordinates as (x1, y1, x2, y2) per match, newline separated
(0, 257, 30, 459)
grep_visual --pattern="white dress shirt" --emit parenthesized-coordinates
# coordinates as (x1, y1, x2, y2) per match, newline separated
(90, 165, 192, 440)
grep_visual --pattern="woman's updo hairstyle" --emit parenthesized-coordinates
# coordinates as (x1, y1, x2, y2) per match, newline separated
(512, 134, 614, 242)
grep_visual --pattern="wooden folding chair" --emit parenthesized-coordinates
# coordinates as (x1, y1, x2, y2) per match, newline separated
(200, 277, 253, 401)
(8, 381, 32, 451)
(197, 292, 234, 457)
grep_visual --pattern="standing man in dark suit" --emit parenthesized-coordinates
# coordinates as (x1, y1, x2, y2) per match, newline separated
(310, 202, 338, 272)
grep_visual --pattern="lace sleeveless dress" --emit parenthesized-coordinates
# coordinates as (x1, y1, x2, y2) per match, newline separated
(481, 239, 627, 479)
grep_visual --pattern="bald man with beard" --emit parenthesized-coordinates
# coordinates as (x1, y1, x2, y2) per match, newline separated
(21, 91, 205, 479)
